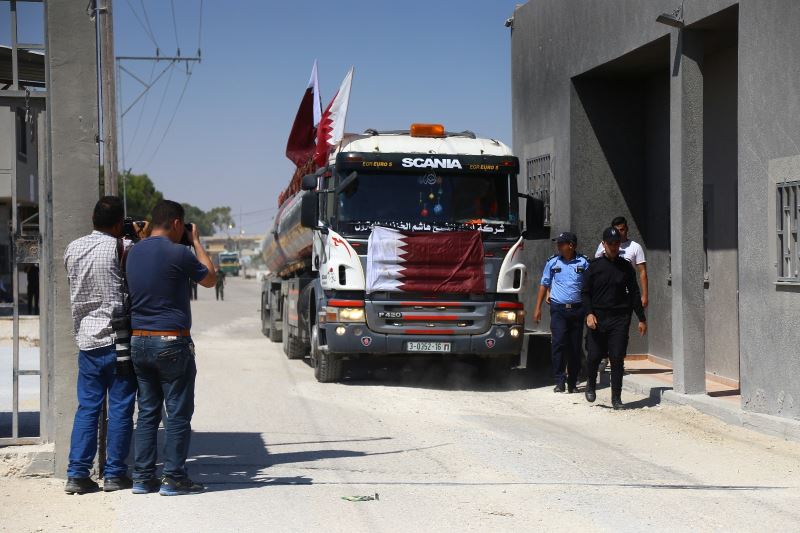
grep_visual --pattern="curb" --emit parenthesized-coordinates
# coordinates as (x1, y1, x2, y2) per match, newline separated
(622, 374, 800, 443)
(0, 443, 54, 477)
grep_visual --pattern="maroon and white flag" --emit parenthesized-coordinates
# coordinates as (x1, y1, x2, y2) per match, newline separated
(313, 67, 353, 167)
(285, 60, 322, 167)
(366, 226, 485, 294)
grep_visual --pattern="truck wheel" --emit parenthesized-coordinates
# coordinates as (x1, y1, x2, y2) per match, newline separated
(312, 325, 342, 382)
(282, 303, 307, 360)
(268, 293, 282, 343)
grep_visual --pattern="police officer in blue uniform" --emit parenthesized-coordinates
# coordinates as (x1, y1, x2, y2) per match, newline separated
(534, 232, 589, 393)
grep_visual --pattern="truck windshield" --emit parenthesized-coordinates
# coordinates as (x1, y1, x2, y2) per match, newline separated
(337, 172, 518, 237)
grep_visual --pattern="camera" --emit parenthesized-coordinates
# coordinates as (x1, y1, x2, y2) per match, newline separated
(180, 222, 195, 246)
(122, 217, 147, 243)
(111, 314, 134, 377)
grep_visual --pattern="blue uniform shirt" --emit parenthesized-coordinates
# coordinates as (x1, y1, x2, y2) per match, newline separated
(540, 254, 589, 305)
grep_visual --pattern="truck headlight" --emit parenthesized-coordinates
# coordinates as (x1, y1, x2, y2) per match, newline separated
(493, 310, 524, 325)
(326, 306, 365, 323)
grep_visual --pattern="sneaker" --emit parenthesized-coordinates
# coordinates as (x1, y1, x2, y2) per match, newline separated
(65, 477, 100, 494)
(159, 476, 205, 496)
(553, 383, 566, 393)
(567, 383, 577, 394)
(103, 476, 133, 492)
(132, 478, 162, 494)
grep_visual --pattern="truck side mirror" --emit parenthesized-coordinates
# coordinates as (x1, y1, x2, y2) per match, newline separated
(300, 191, 320, 229)
(523, 196, 545, 239)
(301, 174, 318, 191)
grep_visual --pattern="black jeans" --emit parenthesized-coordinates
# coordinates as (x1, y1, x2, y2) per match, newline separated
(586, 310, 631, 392)
(549, 303, 585, 387)
(131, 335, 196, 481)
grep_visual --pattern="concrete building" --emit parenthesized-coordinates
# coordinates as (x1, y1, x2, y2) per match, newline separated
(0, 45, 45, 310)
(511, 1, 800, 420)
(202, 233, 265, 268)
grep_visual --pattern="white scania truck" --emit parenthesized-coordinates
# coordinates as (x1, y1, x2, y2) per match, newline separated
(260, 124, 542, 382)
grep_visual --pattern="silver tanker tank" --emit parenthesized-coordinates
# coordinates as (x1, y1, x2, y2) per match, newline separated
(261, 191, 313, 277)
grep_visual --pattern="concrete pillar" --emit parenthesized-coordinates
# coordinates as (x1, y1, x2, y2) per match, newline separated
(669, 30, 706, 394)
(44, 0, 100, 476)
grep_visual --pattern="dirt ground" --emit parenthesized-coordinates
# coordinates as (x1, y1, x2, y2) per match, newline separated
(3, 277, 800, 532)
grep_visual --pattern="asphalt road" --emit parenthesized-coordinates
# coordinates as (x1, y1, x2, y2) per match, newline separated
(4, 276, 800, 532)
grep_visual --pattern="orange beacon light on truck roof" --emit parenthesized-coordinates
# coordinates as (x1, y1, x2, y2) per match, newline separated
(410, 123, 445, 138)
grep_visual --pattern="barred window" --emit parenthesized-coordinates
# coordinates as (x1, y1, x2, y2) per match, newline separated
(527, 154, 552, 227)
(777, 181, 800, 282)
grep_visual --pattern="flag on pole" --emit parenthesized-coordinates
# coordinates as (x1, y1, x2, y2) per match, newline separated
(285, 60, 322, 167)
(366, 227, 485, 294)
(314, 67, 354, 167)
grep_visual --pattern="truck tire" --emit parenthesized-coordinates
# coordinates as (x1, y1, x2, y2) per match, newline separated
(282, 302, 306, 360)
(268, 293, 282, 343)
(311, 325, 342, 382)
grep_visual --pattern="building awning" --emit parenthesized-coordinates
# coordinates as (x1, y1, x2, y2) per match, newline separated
(0, 46, 45, 88)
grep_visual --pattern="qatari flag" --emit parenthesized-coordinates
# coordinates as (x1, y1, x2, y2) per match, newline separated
(285, 61, 322, 167)
(366, 226, 485, 294)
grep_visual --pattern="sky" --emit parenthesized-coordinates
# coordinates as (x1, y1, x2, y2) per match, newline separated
(2, 1, 523, 235)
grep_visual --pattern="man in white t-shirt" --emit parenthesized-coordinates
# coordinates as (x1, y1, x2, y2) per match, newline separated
(594, 216, 648, 308)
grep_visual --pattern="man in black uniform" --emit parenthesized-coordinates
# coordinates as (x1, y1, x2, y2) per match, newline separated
(582, 227, 647, 409)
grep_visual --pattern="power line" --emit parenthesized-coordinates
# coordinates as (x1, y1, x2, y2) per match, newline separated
(170, 0, 180, 52)
(144, 66, 194, 167)
(130, 62, 176, 168)
(123, 0, 158, 49)
(197, 0, 204, 55)
(125, 61, 156, 154)
(239, 207, 280, 217)
(139, 0, 160, 51)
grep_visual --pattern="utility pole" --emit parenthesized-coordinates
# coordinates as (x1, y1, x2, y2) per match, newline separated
(99, 0, 119, 195)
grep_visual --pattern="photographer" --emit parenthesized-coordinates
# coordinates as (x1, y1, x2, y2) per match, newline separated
(126, 200, 216, 496)
(63, 196, 139, 494)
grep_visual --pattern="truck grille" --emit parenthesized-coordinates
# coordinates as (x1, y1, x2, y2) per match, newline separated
(365, 299, 493, 335)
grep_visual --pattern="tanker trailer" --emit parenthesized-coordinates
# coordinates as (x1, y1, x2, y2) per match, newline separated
(259, 190, 313, 343)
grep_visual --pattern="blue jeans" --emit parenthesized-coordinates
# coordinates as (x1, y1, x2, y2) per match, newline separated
(131, 336, 196, 481)
(67, 345, 137, 479)
(550, 303, 586, 387)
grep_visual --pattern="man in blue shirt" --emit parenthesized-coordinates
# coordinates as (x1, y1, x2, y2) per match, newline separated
(126, 200, 216, 496)
(533, 232, 589, 393)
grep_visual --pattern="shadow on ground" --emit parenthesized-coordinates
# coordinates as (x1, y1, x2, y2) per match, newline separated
(301, 356, 553, 393)
(186, 432, 449, 492)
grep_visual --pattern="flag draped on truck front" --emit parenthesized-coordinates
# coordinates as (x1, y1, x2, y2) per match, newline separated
(366, 226, 485, 294)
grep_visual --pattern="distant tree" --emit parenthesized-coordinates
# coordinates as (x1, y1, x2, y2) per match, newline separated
(124, 172, 164, 220)
(181, 204, 235, 236)
(112, 171, 232, 237)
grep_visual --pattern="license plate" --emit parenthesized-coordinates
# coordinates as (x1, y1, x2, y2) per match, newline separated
(406, 341, 452, 353)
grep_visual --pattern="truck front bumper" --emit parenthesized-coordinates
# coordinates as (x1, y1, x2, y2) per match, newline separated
(323, 323, 523, 357)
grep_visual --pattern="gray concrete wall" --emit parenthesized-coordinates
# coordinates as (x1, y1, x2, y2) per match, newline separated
(702, 43, 739, 381)
(44, 0, 100, 475)
(738, 1, 800, 417)
(512, 0, 800, 418)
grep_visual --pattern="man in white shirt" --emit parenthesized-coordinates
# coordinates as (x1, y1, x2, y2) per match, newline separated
(594, 216, 648, 308)
(63, 196, 137, 494)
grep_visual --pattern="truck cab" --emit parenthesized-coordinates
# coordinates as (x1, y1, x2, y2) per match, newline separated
(262, 125, 540, 382)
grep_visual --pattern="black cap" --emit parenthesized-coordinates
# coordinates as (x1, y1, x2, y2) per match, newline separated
(552, 231, 577, 245)
(602, 226, 622, 243)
